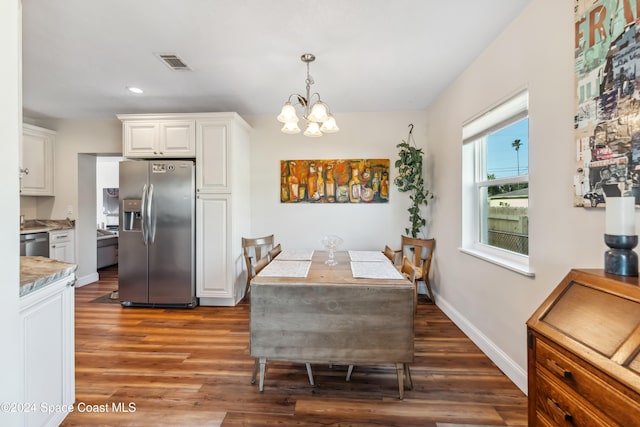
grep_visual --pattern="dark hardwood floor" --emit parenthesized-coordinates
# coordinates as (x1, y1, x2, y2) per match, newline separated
(61, 266, 527, 426)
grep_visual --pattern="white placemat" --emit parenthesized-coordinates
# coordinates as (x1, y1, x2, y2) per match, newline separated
(257, 260, 312, 278)
(275, 249, 315, 261)
(350, 261, 405, 280)
(348, 250, 390, 262)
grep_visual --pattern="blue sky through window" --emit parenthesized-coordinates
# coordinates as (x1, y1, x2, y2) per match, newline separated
(487, 118, 529, 179)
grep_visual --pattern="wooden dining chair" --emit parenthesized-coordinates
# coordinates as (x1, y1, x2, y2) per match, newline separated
(242, 234, 276, 298)
(399, 235, 436, 304)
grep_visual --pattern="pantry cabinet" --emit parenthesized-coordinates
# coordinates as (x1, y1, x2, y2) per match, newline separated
(21, 124, 55, 196)
(195, 113, 251, 305)
(118, 116, 195, 158)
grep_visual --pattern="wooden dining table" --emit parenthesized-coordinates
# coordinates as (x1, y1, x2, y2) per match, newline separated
(249, 250, 415, 398)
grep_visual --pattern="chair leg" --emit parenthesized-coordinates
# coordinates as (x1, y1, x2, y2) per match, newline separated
(305, 363, 315, 385)
(243, 278, 252, 301)
(258, 357, 266, 392)
(346, 365, 354, 381)
(403, 363, 413, 390)
(396, 363, 405, 399)
(424, 278, 435, 304)
(250, 358, 259, 384)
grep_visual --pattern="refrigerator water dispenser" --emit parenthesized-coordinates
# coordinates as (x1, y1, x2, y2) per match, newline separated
(122, 199, 142, 231)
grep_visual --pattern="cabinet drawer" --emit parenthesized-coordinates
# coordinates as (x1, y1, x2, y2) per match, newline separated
(536, 370, 612, 427)
(536, 339, 640, 427)
(49, 230, 72, 244)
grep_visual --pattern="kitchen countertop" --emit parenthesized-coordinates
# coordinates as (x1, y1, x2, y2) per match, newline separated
(20, 218, 75, 234)
(20, 256, 77, 297)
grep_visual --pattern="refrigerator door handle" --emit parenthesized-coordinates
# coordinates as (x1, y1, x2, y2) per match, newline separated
(141, 183, 148, 245)
(148, 183, 156, 243)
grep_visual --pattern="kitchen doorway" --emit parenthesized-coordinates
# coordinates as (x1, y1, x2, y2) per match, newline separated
(96, 156, 121, 270)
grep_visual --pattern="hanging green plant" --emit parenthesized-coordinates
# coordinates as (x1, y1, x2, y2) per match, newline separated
(394, 124, 433, 238)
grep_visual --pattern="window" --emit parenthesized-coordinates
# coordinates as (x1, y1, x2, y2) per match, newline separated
(461, 90, 532, 276)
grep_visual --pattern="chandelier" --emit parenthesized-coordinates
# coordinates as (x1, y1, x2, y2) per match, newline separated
(277, 53, 339, 137)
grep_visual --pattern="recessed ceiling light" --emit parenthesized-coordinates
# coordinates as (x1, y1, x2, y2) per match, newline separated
(127, 86, 143, 94)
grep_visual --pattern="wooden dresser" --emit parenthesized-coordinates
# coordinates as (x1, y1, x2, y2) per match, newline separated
(526, 269, 640, 427)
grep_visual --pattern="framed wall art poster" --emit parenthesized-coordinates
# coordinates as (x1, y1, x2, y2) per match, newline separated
(574, 0, 640, 208)
(280, 159, 390, 203)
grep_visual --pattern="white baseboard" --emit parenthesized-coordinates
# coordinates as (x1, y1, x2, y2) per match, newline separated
(76, 272, 99, 288)
(199, 296, 237, 307)
(434, 294, 528, 395)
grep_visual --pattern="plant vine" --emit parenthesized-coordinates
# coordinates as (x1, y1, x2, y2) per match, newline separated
(394, 124, 433, 238)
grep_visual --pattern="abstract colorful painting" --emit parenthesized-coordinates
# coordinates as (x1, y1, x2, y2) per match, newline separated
(280, 159, 390, 203)
(574, 0, 640, 207)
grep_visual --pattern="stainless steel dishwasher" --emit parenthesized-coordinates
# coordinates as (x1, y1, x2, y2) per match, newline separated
(20, 232, 50, 257)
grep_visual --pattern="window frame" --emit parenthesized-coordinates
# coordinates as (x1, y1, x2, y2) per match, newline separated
(460, 90, 534, 277)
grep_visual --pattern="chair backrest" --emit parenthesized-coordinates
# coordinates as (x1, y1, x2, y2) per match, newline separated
(400, 255, 419, 312)
(242, 235, 275, 296)
(384, 245, 398, 264)
(242, 234, 275, 266)
(254, 255, 270, 276)
(400, 256, 418, 283)
(400, 235, 435, 282)
(268, 243, 282, 261)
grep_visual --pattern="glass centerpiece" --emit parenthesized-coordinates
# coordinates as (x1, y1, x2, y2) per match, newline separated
(320, 235, 344, 266)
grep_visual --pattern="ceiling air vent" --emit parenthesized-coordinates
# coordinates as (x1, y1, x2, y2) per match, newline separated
(155, 53, 192, 71)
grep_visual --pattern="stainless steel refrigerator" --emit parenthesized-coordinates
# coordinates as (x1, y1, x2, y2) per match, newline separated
(118, 160, 197, 307)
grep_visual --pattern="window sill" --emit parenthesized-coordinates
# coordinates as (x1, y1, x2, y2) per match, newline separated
(459, 245, 535, 277)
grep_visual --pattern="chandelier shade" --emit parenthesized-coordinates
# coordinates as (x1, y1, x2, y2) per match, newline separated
(303, 122, 322, 137)
(277, 53, 339, 137)
(281, 121, 301, 134)
(277, 102, 299, 124)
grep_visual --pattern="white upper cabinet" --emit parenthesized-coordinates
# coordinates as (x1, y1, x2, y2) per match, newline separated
(195, 113, 251, 194)
(118, 115, 195, 158)
(196, 119, 229, 192)
(21, 124, 55, 196)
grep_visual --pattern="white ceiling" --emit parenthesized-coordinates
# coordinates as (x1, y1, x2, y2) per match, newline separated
(22, 0, 531, 120)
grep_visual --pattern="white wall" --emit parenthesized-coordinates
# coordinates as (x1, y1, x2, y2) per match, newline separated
(245, 112, 429, 250)
(426, 0, 595, 392)
(39, 119, 122, 284)
(1, 1, 24, 425)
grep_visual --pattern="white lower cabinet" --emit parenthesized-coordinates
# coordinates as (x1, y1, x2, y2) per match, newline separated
(49, 229, 75, 263)
(20, 274, 75, 427)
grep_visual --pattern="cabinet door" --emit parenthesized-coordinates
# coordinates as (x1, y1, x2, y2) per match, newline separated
(160, 120, 195, 157)
(196, 120, 229, 192)
(196, 194, 231, 298)
(123, 121, 159, 157)
(21, 125, 54, 196)
(21, 276, 75, 427)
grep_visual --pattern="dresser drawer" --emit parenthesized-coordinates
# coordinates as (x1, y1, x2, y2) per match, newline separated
(536, 370, 612, 427)
(534, 411, 557, 427)
(536, 338, 640, 427)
